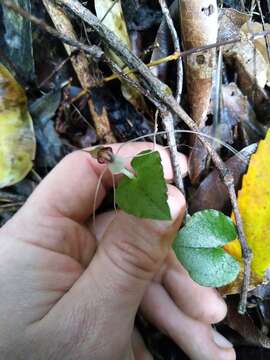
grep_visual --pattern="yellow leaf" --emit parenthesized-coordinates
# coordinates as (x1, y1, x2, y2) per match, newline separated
(94, 0, 146, 112)
(0, 64, 36, 188)
(225, 129, 270, 278)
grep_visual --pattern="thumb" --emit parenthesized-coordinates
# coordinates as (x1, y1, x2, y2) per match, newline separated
(73, 185, 185, 320)
(45, 185, 185, 357)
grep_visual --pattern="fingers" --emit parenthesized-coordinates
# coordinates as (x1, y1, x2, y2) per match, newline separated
(25, 143, 187, 223)
(162, 251, 227, 324)
(141, 283, 236, 360)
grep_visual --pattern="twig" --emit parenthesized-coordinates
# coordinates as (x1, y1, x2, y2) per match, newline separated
(1, 0, 252, 313)
(57, 0, 251, 313)
(158, 0, 182, 103)
(158, 0, 185, 197)
(161, 111, 185, 196)
(0, 0, 104, 59)
(100, 0, 120, 23)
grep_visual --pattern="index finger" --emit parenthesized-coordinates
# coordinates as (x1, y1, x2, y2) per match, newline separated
(26, 142, 187, 222)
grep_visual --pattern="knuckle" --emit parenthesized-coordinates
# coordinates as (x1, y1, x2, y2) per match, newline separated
(109, 237, 160, 278)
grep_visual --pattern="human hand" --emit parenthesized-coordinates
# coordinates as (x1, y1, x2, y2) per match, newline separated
(0, 143, 235, 360)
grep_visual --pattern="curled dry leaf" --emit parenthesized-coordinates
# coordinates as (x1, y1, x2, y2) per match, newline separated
(241, 22, 270, 87)
(224, 30, 268, 90)
(222, 83, 267, 144)
(95, 0, 146, 113)
(180, 0, 218, 125)
(180, 0, 218, 184)
(0, 64, 36, 188)
(218, 8, 250, 41)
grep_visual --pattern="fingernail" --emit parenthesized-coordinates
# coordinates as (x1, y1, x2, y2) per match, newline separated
(212, 329, 233, 349)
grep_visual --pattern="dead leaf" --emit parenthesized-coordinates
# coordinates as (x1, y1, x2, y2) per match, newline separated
(189, 144, 257, 214)
(180, 0, 218, 125)
(0, 64, 36, 188)
(180, 0, 218, 184)
(95, 0, 146, 113)
(241, 22, 270, 87)
(218, 8, 250, 41)
(222, 83, 267, 144)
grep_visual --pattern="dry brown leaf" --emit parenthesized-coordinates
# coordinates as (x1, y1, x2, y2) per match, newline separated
(180, 0, 218, 125)
(218, 8, 250, 41)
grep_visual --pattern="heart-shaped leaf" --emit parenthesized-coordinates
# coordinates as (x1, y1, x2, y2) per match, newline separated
(116, 151, 171, 220)
(173, 210, 240, 287)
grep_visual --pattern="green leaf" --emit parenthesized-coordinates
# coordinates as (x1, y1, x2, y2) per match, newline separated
(116, 151, 171, 220)
(179, 210, 237, 248)
(173, 210, 240, 287)
(176, 247, 240, 287)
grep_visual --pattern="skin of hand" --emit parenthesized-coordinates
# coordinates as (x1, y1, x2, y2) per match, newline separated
(0, 142, 236, 360)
